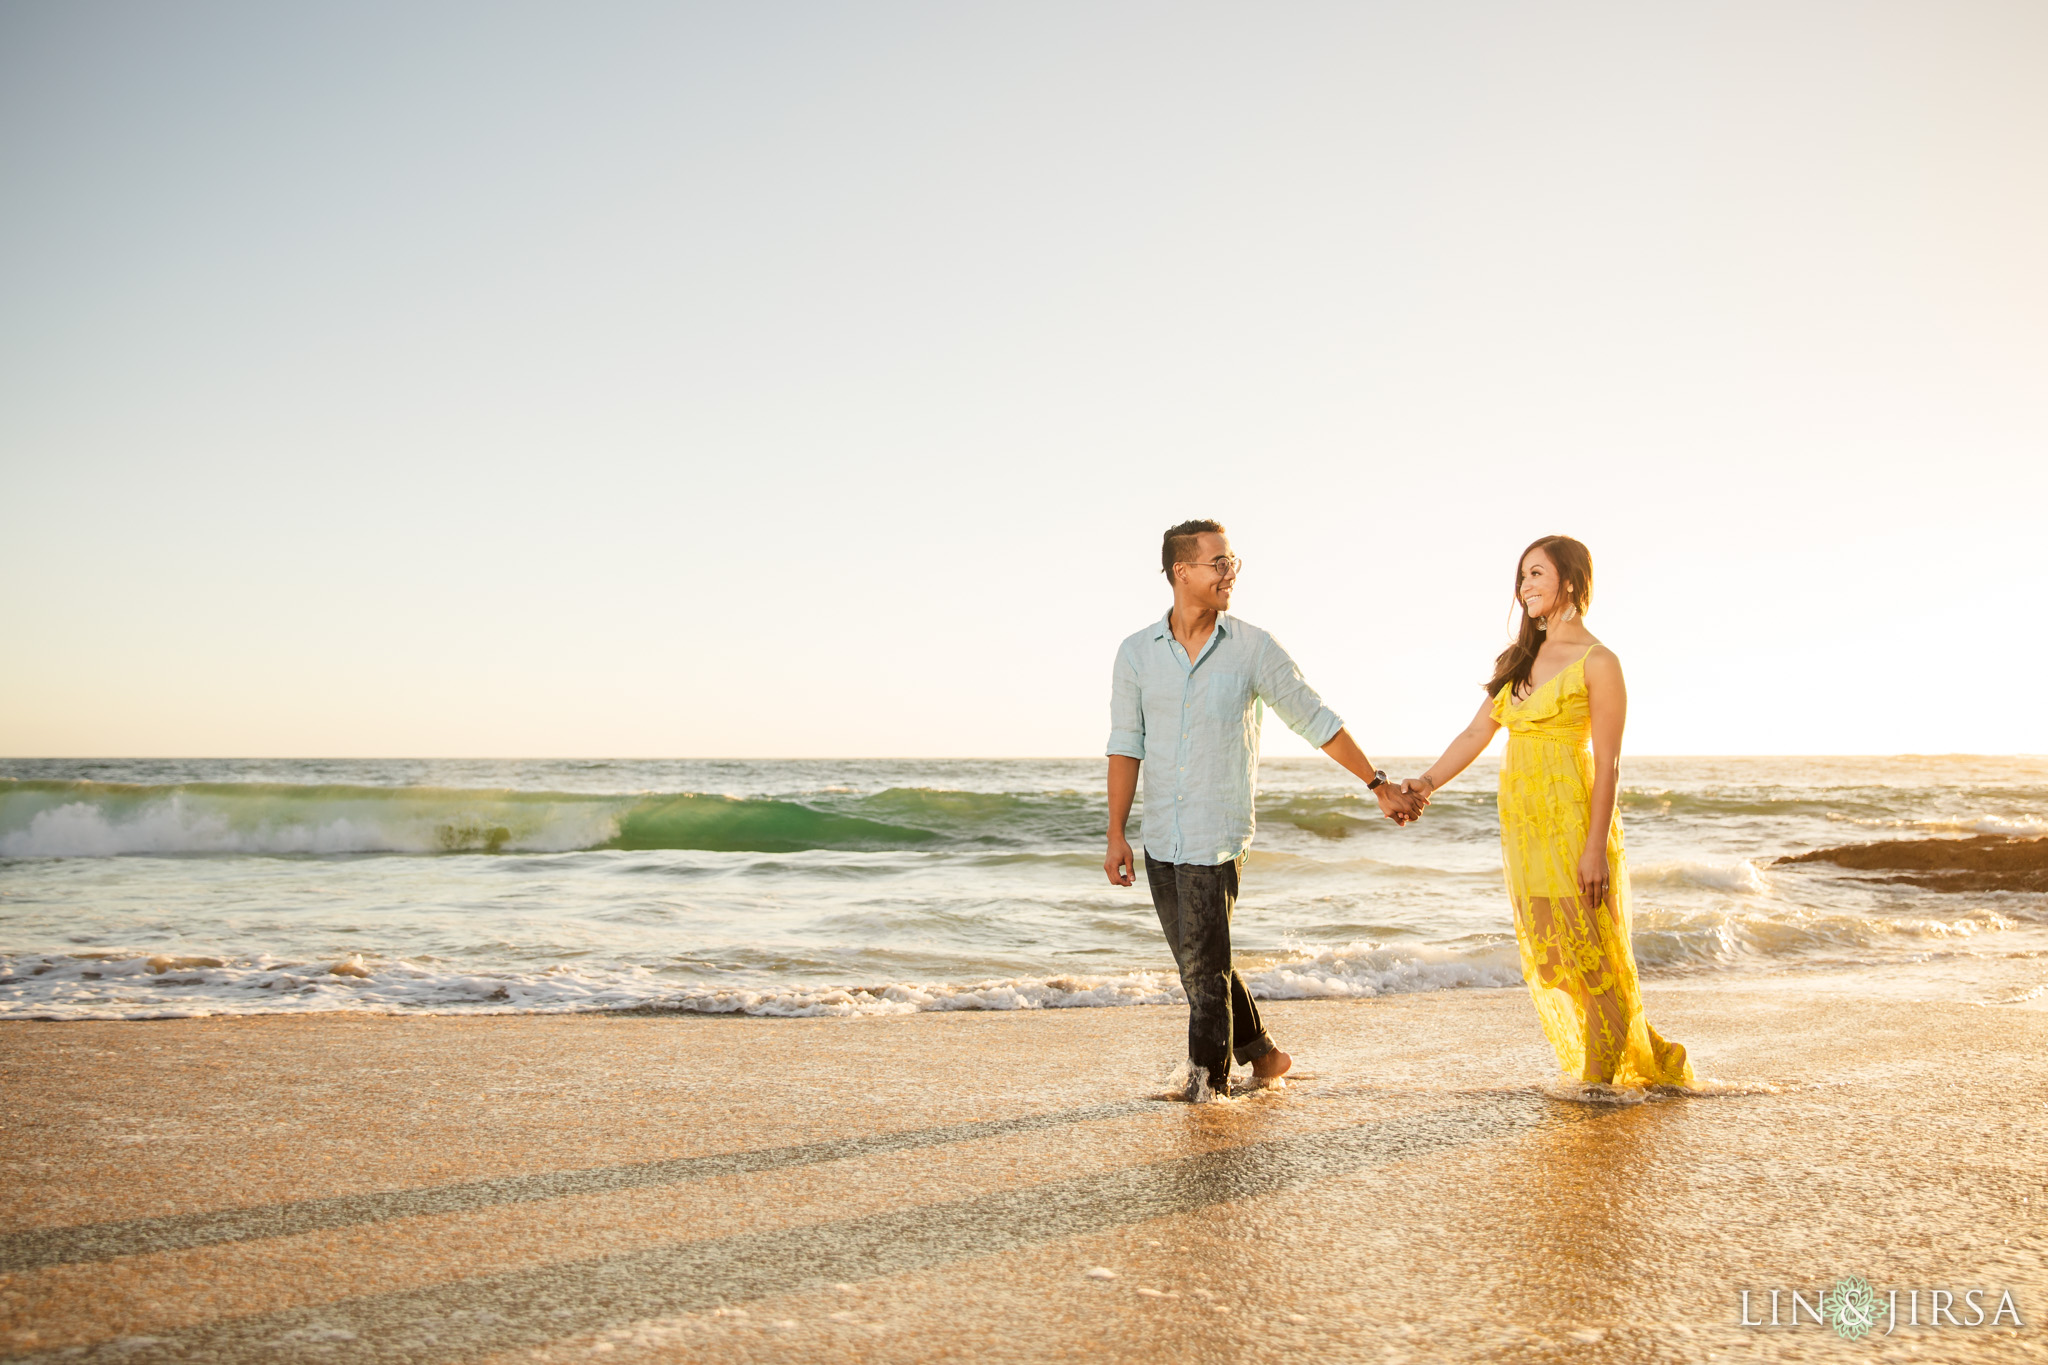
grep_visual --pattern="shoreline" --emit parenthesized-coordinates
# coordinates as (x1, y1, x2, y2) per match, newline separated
(5, 981, 2044, 1362)
(7, 944, 2047, 1024)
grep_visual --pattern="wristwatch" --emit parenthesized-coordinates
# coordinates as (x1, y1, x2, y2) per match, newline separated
(1367, 769, 1389, 790)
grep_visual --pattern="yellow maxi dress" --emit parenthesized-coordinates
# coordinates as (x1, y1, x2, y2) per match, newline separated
(1493, 650, 1694, 1088)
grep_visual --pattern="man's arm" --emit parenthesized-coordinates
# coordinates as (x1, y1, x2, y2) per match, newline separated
(1105, 642, 1145, 886)
(1321, 728, 1420, 824)
(1105, 755, 1139, 886)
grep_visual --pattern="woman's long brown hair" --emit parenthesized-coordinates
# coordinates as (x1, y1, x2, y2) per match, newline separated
(1484, 535, 1595, 699)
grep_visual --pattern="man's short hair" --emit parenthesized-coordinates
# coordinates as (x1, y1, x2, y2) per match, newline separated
(1161, 519, 1225, 579)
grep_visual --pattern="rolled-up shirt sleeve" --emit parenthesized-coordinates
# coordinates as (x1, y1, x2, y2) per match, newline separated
(1256, 634, 1344, 748)
(1105, 641, 1146, 760)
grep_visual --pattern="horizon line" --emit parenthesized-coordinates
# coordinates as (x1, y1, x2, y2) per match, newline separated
(2, 754, 2040, 763)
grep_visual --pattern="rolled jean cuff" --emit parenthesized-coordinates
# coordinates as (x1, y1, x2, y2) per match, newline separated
(1233, 1034, 1276, 1066)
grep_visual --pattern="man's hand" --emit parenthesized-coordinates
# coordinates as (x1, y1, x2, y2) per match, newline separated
(1320, 730, 1422, 825)
(1105, 835, 1136, 886)
(1375, 784, 1421, 826)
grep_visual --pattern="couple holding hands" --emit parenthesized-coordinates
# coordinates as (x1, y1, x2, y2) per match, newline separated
(1104, 519, 1694, 1101)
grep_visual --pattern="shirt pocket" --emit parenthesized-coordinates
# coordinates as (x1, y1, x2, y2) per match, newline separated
(1203, 670, 1250, 721)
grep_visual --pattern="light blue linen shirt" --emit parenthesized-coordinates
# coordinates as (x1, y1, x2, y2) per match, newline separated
(1106, 611, 1345, 866)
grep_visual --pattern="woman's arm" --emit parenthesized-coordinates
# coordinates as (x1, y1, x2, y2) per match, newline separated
(1406, 694, 1503, 799)
(1578, 647, 1627, 905)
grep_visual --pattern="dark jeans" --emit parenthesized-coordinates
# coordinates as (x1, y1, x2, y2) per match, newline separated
(1146, 855, 1274, 1089)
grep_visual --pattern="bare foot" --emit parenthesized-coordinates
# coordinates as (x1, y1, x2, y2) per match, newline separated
(1251, 1048, 1292, 1081)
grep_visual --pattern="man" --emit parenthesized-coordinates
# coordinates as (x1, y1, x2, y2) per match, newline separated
(1104, 518, 1421, 1101)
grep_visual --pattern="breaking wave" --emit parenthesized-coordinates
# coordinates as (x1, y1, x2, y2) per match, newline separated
(0, 780, 1023, 857)
(1631, 859, 1771, 894)
(0, 779, 1509, 858)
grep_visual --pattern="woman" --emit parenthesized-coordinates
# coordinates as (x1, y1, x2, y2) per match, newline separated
(1405, 535, 1694, 1089)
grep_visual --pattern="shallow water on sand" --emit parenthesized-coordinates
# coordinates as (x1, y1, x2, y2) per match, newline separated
(2, 756, 2044, 1019)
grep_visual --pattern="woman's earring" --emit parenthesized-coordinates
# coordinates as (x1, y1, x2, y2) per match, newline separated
(1534, 614, 1549, 632)
(1559, 604, 1578, 624)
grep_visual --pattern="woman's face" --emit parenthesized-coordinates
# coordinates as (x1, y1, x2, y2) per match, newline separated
(1519, 548, 1567, 621)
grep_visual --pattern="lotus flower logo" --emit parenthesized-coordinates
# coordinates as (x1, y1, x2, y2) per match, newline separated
(1821, 1275, 1879, 1340)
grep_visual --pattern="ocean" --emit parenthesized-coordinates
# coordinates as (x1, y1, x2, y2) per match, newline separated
(3, 756, 2045, 1022)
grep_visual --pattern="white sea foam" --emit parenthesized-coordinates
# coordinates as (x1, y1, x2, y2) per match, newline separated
(1944, 815, 2048, 837)
(17, 904, 2035, 1022)
(1160, 1058, 1227, 1104)
(1537, 1076, 1785, 1103)
(1244, 940, 1525, 999)
(0, 945, 1526, 1022)
(1632, 859, 1770, 894)
(1628, 904, 2033, 971)
(654, 973, 1188, 1018)
(1538, 1079, 1656, 1106)
(0, 952, 667, 1020)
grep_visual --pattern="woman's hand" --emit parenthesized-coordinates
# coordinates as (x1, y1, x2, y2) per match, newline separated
(1576, 845, 1610, 907)
(1375, 784, 1419, 825)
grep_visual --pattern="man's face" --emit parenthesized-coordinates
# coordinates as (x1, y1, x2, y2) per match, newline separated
(1176, 532, 1238, 610)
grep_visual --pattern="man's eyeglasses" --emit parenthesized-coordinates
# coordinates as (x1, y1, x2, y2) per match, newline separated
(1179, 555, 1243, 577)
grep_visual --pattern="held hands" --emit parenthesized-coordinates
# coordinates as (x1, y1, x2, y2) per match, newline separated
(1576, 845, 1611, 906)
(1375, 781, 1424, 826)
(1104, 834, 1136, 886)
(1375, 775, 1435, 827)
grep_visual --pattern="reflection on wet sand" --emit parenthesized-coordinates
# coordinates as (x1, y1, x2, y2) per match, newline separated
(1467, 1101, 1677, 1335)
(2, 986, 2042, 1363)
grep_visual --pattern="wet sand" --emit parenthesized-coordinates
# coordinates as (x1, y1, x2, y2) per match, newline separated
(2, 984, 2043, 1364)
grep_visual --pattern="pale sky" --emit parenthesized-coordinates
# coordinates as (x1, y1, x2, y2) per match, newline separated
(3, 2, 2044, 759)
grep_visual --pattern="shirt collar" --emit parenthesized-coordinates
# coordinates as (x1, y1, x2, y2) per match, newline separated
(1152, 611, 1230, 642)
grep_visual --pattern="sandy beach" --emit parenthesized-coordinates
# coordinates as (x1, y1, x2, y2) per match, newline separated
(2, 982, 2042, 1364)
(7, 0, 2047, 1359)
